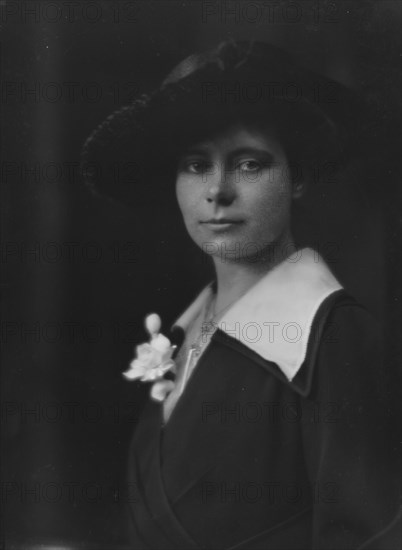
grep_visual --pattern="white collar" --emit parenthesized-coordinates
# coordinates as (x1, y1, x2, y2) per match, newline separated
(172, 248, 342, 381)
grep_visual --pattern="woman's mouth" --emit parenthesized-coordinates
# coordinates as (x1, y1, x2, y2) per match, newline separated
(200, 219, 244, 231)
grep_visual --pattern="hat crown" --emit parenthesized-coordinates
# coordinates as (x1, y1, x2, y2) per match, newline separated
(161, 40, 295, 88)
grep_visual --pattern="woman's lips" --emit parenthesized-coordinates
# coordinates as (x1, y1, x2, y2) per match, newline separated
(200, 219, 244, 231)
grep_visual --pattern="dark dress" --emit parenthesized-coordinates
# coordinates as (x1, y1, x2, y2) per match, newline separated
(126, 250, 398, 550)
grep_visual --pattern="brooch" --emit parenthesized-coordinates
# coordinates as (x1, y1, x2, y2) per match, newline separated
(122, 313, 177, 402)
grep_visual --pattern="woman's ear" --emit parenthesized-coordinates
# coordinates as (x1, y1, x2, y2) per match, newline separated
(292, 180, 305, 199)
(288, 161, 305, 199)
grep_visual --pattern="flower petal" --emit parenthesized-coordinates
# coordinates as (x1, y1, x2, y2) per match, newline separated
(150, 380, 175, 402)
(151, 333, 171, 353)
(136, 343, 153, 358)
(132, 346, 162, 371)
(122, 367, 144, 380)
(141, 369, 160, 381)
(145, 313, 162, 336)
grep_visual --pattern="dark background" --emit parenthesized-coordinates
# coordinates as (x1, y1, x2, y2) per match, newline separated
(2, 1, 401, 548)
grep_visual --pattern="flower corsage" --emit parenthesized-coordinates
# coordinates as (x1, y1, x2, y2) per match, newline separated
(122, 313, 177, 402)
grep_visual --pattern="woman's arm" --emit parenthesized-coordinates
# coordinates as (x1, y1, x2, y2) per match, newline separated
(301, 302, 399, 550)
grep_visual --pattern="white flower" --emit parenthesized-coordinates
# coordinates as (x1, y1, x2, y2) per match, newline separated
(122, 314, 177, 392)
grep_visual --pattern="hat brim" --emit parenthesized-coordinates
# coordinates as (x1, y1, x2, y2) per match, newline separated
(81, 41, 368, 204)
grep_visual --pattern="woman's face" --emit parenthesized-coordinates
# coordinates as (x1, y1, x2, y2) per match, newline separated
(175, 123, 299, 263)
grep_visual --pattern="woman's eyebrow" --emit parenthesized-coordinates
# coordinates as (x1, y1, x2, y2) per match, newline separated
(181, 146, 274, 156)
(228, 147, 274, 160)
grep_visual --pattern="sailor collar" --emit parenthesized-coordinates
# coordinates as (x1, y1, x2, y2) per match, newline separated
(172, 248, 342, 382)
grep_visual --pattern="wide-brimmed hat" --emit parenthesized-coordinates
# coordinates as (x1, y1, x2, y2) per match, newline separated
(81, 40, 367, 205)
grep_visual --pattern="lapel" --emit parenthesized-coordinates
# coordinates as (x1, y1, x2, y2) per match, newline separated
(211, 285, 348, 398)
(172, 248, 343, 382)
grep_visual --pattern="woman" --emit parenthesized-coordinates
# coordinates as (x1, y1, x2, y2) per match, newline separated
(82, 41, 398, 550)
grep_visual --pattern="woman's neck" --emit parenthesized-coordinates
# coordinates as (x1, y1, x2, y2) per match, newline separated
(211, 233, 296, 314)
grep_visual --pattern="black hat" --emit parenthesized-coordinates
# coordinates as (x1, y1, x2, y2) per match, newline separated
(81, 40, 366, 204)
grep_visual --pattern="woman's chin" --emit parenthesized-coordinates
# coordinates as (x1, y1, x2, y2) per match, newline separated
(194, 236, 257, 263)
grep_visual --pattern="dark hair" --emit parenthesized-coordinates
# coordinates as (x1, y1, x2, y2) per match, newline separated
(82, 97, 343, 208)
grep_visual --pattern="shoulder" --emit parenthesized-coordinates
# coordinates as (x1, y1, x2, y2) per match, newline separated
(308, 290, 381, 361)
(295, 290, 384, 400)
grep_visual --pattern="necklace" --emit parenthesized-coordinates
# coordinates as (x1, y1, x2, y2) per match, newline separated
(166, 284, 252, 416)
(179, 287, 249, 392)
(193, 292, 233, 350)
(176, 294, 219, 395)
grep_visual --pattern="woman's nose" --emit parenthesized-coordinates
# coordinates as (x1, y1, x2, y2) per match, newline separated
(205, 166, 236, 206)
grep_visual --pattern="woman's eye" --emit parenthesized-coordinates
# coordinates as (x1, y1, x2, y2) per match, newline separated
(180, 161, 211, 174)
(238, 160, 262, 172)
(188, 162, 205, 174)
